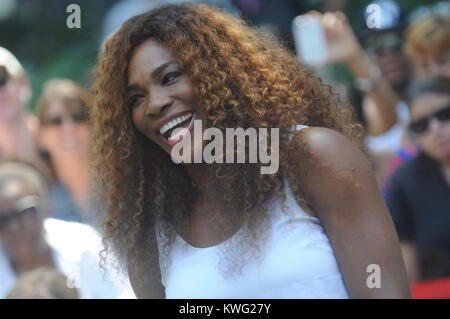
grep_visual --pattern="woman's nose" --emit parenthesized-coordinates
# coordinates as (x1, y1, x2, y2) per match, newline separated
(428, 117, 443, 134)
(146, 89, 172, 116)
(59, 116, 76, 130)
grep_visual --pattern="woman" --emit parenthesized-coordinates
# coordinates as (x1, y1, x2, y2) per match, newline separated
(386, 77, 450, 282)
(405, 13, 450, 80)
(90, 3, 410, 298)
(35, 79, 97, 227)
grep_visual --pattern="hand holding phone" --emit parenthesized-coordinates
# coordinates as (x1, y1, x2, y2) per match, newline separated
(292, 15, 327, 68)
(292, 12, 362, 68)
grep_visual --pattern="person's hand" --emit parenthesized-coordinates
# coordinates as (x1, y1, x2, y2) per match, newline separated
(306, 11, 363, 66)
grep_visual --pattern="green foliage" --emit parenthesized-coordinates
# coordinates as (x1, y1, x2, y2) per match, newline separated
(0, 0, 110, 110)
(0, 0, 444, 111)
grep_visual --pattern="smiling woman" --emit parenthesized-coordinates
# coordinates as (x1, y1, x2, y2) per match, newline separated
(34, 79, 92, 223)
(90, 3, 410, 299)
(126, 40, 200, 154)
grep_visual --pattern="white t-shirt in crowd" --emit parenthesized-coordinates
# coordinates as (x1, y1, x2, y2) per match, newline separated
(0, 218, 135, 299)
(365, 101, 410, 153)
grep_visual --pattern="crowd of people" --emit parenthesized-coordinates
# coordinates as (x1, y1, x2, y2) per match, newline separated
(0, 0, 449, 298)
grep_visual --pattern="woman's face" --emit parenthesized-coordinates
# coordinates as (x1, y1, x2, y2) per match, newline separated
(127, 39, 204, 159)
(410, 93, 450, 163)
(412, 51, 450, 80)
(39, 98, 90, 159)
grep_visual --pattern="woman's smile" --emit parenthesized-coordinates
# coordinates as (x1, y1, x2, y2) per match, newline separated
(127, 39, 203, 153)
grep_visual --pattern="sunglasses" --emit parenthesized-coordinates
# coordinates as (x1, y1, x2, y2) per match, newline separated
(0, 195, 41, 232)
(0, 66, 10, 88)
(43, 112, 88, 126)
(409, 105, 450, 135)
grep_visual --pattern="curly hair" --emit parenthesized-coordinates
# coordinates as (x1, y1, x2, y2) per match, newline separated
(90, 3, 364, 284)
(405, 14, 450, 61)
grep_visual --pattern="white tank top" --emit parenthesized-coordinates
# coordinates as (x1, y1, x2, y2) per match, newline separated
(156, 125, 350, 298)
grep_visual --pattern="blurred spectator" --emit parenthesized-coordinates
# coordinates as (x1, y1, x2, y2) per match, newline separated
(380, 5, 450, 197)
(357, 0, 412, 152)
(405, 10, 450, 80)
(359, 0, 412, 100)
(5, 267, 80, 299)
(0, 47, 38, 160)
(380, 142, 418, 199)
(298, 5, 408, 187)
(35, 79, 100, 228)
(0, 158, 135, 298)
(386, 77, 450, 281)
(350, 1, 414, 189)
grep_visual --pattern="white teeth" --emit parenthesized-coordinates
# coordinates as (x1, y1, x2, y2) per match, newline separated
(159, 112, 193, 135)
(168, 127, 188, 142)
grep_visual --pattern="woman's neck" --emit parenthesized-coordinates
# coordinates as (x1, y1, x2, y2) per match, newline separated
(183, 164, 220, 219)
(180, 164, 239, 247)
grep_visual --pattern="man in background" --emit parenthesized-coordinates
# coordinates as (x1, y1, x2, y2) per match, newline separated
(0, 47, 38, 160)
(0, 158, 135, 298)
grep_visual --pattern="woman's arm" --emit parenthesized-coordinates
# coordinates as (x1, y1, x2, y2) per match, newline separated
(289, 127, 410, 298)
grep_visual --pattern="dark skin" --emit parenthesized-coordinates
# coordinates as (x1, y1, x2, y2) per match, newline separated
(126, 40, 411, 298)
(127, 40, 234, 247)
(0, 178, 55, 275)
(291, 127, 411, 298)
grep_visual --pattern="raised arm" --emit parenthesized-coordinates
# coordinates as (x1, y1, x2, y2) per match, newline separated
(308, 11, 400, 135)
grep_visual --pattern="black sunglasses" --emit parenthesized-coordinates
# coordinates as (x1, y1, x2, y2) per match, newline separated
(409, 105, 450, 135)
(0, 206, 39, 232)
(0, 196, 40, 232)
(44, 112, 88, 126)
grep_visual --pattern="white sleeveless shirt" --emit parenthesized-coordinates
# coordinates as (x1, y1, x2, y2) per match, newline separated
(156, 125, 350, 298)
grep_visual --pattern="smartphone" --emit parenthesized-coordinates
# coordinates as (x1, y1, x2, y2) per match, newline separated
(292, 15, 327, 68)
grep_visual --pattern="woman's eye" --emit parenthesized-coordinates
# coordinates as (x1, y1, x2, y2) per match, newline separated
(162, 72, 181, 85)
(128, 94, 145, 108)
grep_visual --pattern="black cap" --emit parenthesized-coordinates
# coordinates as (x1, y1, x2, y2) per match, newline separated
(359, 0, 409, 49)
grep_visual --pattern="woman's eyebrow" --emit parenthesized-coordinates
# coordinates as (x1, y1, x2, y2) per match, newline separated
(126, 61, 178, 93)
(151, 61, 178, 79)
(126, 83, 139, 94)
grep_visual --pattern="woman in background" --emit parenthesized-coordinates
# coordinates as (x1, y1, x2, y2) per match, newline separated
(405, 13, 450, 80)
(387, 77, 450, 282)
(35, 79, 97, 227)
